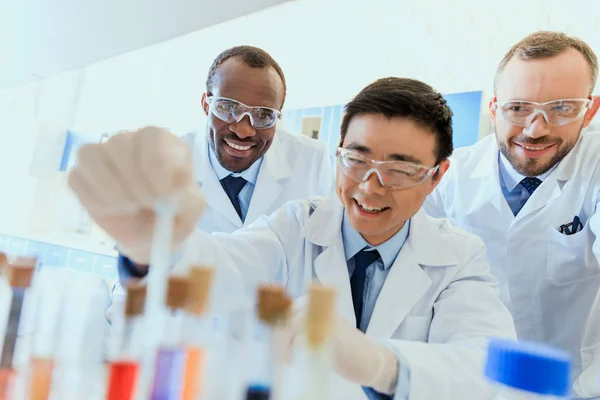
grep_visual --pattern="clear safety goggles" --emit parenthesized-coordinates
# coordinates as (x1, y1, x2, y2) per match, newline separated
(206, 96, 282, 129)
(493, 98, 592, 127)
(336, 147, 439, 190)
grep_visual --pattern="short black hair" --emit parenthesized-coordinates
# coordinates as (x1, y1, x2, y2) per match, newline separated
(339, 77, 453, 164)
(206, 45, 287, 108)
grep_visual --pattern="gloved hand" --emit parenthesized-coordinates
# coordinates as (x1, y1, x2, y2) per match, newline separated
(67, 127, 205, 266)
(285, 306, 400, 395)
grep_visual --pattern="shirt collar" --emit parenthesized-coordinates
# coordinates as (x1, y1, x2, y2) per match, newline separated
(207, 138, 263, 184)
(341, 210, 410, 270)
(498, 151, 557, 192)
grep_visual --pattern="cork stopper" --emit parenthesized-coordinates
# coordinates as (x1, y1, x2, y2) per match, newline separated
(185, 266, 214, 316)
(257, 285, 292, 326)
(125, 282, 147, 317)
(165, 276, 189, 310)
(0, 252, 8, 274)
(306, 284, 336, 348)
(6, 256, 37, 288)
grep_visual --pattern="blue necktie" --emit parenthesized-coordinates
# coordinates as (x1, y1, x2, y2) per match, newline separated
(351, 248, 381, 330)
(520, 177, 542, 195)
(220, 175, 247, 220)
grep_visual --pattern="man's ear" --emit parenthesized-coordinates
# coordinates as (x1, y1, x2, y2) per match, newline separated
(583, 96, 600, 128)
(488, 96, 498, 124)
(201, 93, 210, 116)
(430, 158, 450, 192)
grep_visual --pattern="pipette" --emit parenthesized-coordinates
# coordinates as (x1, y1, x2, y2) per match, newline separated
(146, 202, 177, 318)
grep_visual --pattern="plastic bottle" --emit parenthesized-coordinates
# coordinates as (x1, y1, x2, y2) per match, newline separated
(485, 338, 571, 399)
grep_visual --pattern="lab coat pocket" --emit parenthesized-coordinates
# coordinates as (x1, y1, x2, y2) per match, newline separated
(545, 225, 600, 286)
(392, 315, 432, 342)
(575, 343, 600, 398)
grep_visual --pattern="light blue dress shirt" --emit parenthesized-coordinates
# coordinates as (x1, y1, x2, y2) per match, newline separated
(207, 141, 263, 221)
(341, 211, 410, 332)
(498, 153, 556, 216)
(341, 211, 411, 399)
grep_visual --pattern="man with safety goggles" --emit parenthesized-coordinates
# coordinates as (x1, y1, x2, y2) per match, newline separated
(110, 46, 334, 318)
(425, 31, 600, 398)
(189, 45, 334, 234)
(335, 147, 439, 191)
(67, 76, 516, 399)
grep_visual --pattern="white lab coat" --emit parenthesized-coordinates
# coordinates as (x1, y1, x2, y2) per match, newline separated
(424, 132, 600, 398)
(184, 129, 335, 233)
(178, 195, 516, 399)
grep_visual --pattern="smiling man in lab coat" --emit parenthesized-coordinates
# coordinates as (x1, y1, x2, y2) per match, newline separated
(68, 77, 516, 399)
(115, 45, 334, 283)
(188, 46, 334, 233)
(424, 31, 600, 398)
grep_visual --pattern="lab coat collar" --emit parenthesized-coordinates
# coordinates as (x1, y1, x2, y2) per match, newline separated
(244, 132, 292, 223)
(470, 134, 499, 179)
(191, 130, 292, 225)
(207, 140, 263, 184)
(470, 132, 579, 183)
(302, 195, 458, 266)
(498, 152, 556, 192)
(367, 209, 460, 337)
(466, 133, 582, 220)
(548, 135, 581, 182)
(467, 135, 519, 215)
(304, 196, 459, 336)
(192, 130, 290, 184)
(301, 195, 345, 247)
(514, 138, 581, 220)
(341, 210, 409, 270)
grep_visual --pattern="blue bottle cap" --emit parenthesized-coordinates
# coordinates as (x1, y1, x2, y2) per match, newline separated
(245, 384, 270, 400)
(484, 339, 571, 397)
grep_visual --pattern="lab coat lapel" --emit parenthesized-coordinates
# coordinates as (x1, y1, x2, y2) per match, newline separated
(513, 138, 579, 222)
(302, 196, 356, 325)
(192, 133, 242, 227)
(514, 178, 562, 223)
(245, 133, 291, 225)
(469, 136, 512, 217)
(366, 210, 451, 338)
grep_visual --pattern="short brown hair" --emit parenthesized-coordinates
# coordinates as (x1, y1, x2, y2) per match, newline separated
(206, 45, 287, 108)
(494, 31, 598, 95)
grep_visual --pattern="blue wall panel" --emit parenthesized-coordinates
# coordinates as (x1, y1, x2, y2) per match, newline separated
(281, 90, 483, 161)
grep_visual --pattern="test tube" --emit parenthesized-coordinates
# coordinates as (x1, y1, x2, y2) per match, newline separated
(26, 269, 68, 400)
(0, 252, 7, 272)
(245, 285, 292, 400)
(135, 203, 177, 400)
(106, 282, 147, 400)
(303, 284, 336, 400)
(181, 266, 214, 400)
(149, 275, 189, 400)
(0, 256, 37, 399)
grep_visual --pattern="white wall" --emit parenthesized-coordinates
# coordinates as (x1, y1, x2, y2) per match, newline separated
(1, 0, 599, 237)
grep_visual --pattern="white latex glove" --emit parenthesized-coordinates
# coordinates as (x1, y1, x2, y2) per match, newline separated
(286, 305, 400, 395)
(67, 127, 205, 266)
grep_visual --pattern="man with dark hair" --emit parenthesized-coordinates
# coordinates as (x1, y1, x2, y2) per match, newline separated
(425, 31, 600, 397)
(189, 45, 332, 233)
(115, 45, 334, 281)
(69, 76, 515, 399)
